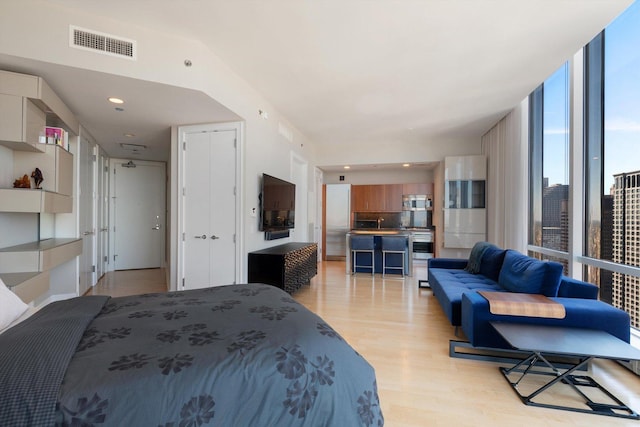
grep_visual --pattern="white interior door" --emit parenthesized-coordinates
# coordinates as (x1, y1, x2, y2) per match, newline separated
(114, 161, 165, 270)
(78, 136, 96, 295)
(96, 151, 109, 279)
(182, 129, 237, 289)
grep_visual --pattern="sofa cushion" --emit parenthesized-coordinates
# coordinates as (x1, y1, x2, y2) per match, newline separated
(478, 245, 507, 282)
(498, 251, 562, 295)
(429, 268, 503, 325)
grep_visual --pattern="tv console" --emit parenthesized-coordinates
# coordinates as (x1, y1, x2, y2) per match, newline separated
(248, 242, 317, 294)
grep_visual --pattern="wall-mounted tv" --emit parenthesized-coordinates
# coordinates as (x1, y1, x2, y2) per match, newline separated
(260, 173, 296, 231)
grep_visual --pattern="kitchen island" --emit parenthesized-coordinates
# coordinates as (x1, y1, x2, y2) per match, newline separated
(345, 230, 413, 276)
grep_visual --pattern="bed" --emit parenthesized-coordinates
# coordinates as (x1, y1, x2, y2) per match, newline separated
(0, 283, 384, 426)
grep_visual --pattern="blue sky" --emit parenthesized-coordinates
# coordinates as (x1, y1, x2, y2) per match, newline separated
(604, 0, 640, 190)
(542, 0, 640, 191)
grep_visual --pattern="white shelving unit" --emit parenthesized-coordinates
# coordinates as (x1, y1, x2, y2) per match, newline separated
(0, 70, 81, 303)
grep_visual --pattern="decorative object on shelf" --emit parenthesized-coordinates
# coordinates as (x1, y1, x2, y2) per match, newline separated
(31, 168, 44, 189)
(13, 175, 31, 189)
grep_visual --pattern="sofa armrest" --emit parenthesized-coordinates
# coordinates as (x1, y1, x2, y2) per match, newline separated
(428, 258, 468, 270)
(557, 277, 598, 299)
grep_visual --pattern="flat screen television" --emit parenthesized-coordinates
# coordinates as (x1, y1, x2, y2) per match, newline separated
(260, 173, 296, 231)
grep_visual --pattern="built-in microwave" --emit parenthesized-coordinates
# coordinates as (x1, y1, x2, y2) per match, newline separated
(402, 194, 432, 211)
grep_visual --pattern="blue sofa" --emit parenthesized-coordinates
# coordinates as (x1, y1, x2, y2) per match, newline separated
(428, 243, 631, 349)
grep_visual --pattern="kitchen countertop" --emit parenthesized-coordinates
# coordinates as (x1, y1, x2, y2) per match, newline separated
(349, 228, 432, 235)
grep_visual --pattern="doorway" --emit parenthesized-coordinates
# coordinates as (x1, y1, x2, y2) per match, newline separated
(112, 159, 166, 270)
(177, 123, 242, 290)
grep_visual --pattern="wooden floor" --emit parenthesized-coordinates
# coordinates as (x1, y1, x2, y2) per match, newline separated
(92, 262, 640, 426)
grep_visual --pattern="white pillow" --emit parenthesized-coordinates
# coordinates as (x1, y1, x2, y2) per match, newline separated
(0, 277, 29, 331)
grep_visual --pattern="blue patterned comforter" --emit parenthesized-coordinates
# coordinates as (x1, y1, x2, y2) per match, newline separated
(0, 284, 383, 426)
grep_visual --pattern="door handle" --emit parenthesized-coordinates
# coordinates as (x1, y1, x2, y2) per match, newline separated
(194, 235, 207, 239)
(210, 235, 220, 240)
(152, 225, 161, 230)
(82, 231, 94, 236)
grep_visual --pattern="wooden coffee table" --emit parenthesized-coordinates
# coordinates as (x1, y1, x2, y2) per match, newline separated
(491, 322, 640, 419)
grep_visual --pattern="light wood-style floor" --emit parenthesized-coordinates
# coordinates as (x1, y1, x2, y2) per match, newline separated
(91, 262, 640, 426)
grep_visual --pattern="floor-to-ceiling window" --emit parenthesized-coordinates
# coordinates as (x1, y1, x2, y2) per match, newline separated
(529, 63, 570, 272)
(530, 0, 640, 332)
(583, 1, 640, 330)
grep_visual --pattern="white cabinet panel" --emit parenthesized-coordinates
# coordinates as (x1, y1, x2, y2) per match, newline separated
(443, 208, 486, 248)
(444, 155, 486, 180)
(0, 96, 45, 152)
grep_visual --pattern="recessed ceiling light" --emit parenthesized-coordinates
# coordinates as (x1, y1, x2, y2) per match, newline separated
(403, 163, 410, 167)
(108, 97, 124, 104)
(343, 165, 350, 169)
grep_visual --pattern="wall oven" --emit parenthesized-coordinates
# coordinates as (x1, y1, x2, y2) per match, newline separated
(411, 230, 433, 260)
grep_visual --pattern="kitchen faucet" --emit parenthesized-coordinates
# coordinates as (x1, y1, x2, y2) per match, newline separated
(377, 217, 384, 229)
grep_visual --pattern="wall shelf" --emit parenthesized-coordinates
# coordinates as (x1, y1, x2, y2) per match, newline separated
(0, 188, 72, 213)
(0, 70, 81, 304)
(0, 271, 50, 303)
(0, 238, 82, 274)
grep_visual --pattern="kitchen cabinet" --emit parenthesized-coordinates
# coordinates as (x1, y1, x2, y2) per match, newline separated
(352, 183, 431, 213)
(351, 185, 386, 212)
(443, 155, 486, 248)
(402, 183, 432, 195)
(384, 184, 403, 211)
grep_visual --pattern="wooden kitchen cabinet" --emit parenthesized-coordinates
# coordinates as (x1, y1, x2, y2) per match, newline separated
(351, 185, 386, 212)
(384, 184, 403, 211)
(402, 183, 432, 195)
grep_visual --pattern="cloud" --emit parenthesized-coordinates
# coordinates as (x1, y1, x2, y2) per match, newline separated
(605, 118, 640, 132)
(543, 128, 568, 135)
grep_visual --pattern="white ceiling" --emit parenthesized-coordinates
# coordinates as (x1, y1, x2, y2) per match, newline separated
(1, 0, 634, 165)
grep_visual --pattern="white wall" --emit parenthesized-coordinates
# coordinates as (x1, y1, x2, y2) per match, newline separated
(316, 137, 480, 168)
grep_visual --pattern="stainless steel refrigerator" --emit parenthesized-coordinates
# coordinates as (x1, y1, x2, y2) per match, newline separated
(325, 184, 351, 260)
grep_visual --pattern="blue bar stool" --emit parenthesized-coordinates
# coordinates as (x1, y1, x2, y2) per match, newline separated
(381, 236, 407, 277)
(350, 235, 375, 275)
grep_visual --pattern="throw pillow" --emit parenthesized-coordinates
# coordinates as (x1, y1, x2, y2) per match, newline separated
(478, 245, 507, 282)
(498, 251, 549, 294)
(0, 277, 29, 331)
(539, 261, 564, 297)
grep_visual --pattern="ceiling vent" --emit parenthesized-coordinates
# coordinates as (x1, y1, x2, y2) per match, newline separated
(70, 26, 136, 60)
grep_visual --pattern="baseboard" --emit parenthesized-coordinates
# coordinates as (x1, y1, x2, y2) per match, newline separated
(618, 359, 640, 377)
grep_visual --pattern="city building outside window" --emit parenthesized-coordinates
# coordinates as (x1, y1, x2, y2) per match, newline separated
(529, 63, 570, 273)
(584, 1, 640, 330)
